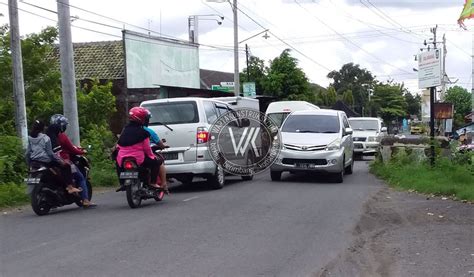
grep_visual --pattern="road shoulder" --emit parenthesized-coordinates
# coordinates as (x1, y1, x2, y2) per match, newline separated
(317, 187, 474, 277)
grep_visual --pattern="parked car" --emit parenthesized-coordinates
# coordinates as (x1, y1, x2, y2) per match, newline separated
(141, 97, 252, 189)
(348, 117, 387, 156)
(270, 109, 354, 183)
(265, 101, 319, 127)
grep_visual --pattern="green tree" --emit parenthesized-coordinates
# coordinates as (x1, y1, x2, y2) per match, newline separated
(445, 86, 472, 127)
(240, 56, 267, 95)
(342, 89, 354, 107)
(371, 82, 407, 123)
(263, 49, 312, 102)
(326, 86, 337, 107)
(327, 63, 375, 114)
(404, 92, 421, 118)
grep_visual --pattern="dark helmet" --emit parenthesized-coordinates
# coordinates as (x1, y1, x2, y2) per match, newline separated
(129, 107, 151, 125)
(50, 114, 69, 132)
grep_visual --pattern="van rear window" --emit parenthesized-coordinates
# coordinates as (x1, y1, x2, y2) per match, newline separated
(143, 101, 199, 125)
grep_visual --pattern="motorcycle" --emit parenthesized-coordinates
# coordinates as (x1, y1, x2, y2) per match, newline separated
(117, 144, 166, 209)
(26, 155, 93, 216)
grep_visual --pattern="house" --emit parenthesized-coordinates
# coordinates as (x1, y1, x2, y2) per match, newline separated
(51, 40, 234, 133)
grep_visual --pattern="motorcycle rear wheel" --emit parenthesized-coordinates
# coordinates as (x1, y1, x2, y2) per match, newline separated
(126, 180, 142, 208)
(31, 184, 51, 216)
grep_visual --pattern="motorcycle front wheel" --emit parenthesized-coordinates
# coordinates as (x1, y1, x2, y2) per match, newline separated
(31, 184, 51, 216)
(126, 180, 142, 208)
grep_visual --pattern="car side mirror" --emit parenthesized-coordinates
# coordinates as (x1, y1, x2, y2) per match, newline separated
(344, 127, 353, 136)
(381, 127, 387, 133)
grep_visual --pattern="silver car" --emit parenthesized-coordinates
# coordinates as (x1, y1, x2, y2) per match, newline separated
(270, 109, 354, 183)
(141, 98, 252, 189)
(348, 117, 387, 156)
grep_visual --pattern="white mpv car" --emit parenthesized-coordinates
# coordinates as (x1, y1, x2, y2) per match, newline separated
(270, 109, 354, 183)
(348, 117, 387, 156)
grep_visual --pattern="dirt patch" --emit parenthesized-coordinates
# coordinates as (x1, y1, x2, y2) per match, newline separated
(317, 188, 474, 277)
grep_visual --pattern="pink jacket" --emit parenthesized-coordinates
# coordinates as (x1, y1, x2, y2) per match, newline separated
(116, 137, 155, 166)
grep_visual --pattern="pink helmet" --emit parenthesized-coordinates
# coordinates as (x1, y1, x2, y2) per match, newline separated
(128, 107, 150, 125)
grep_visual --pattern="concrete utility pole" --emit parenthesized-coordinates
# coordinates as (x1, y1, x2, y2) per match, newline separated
(232, 0, 240, 97)
(57, 0, 80, 145)
(8, 0, 28, 149)
(429, 25, 438, 166)
(245, 44, 250, 81)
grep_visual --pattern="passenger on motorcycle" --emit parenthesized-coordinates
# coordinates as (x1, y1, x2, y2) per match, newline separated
(116, 107, 167, 190)
(26, 120, 81, 194)
(143, 115, 169, 192)
(47, 114, 95, 207)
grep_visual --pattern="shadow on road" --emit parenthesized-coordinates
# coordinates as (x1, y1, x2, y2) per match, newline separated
(169, 177, 243, 193)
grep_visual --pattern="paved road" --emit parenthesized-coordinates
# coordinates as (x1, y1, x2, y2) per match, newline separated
(1, 161, 381, 277)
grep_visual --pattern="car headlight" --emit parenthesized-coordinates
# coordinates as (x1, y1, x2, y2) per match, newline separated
(368, 136, 377, 142)
(326, 138, 341, 151)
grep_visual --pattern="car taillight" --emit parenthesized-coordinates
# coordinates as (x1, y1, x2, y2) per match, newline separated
(124, 160, 135, 170)
(197, 127, 209, 144)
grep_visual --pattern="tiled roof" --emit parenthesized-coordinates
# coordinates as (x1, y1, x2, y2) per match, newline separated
(73, 40, 124, 79)
(50, 40, 125, 80)
(200, 69, 234, 89)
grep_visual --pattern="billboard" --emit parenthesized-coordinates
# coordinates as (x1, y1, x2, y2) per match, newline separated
(434, 103, 454, 119)
(418, 49, 442, 89)
(123, 30, 200, 89)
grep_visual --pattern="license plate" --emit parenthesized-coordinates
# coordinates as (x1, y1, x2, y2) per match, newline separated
(162, 152, 178, 160)
(25, 178, 41, 184)
(296, 163, 316, 169)
(120, 172, 139, 179)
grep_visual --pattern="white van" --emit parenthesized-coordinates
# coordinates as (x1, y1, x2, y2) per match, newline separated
(212, 96, 259, 111)
(265, 101, 319, 127)
(140, 97, 252, 190)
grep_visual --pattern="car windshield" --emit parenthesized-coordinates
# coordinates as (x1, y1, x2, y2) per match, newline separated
(143, 101, 199, 125)
(281, 114, 340, 133)
(267, 113, 289, 128)
(348, 119, 379, 131)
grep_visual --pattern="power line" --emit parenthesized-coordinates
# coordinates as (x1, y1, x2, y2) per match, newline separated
(5, 1, 241, 52)
(294, 0, 411, 74)
(234, 4, 332, 71)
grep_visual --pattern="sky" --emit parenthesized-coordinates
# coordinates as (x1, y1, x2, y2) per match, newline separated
(0, 0, 472, 94)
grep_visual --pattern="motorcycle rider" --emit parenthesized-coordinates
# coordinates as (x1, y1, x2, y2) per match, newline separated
(26, 120, 81, 194)
(116, 107, 167, 191)
(47, 114, 95, 208)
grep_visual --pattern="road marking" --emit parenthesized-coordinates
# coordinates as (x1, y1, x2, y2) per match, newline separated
(183, 196, 200, 202)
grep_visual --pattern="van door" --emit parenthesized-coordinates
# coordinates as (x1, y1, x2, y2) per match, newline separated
(142, 101, 200, 164)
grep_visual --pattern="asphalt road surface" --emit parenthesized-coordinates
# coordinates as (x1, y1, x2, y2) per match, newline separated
(1, 161, 382, 277)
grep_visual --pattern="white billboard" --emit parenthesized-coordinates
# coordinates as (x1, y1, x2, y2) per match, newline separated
(124, 30, 200, 89)
(418, 49, 442, 89)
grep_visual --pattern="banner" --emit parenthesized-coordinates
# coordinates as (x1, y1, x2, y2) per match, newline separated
(458, 0, 474, 29)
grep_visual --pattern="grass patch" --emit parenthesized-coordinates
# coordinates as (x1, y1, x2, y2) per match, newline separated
(89, 160, 117, 187)
(0, 183, 30, 208)
(370, 154, 474, 201)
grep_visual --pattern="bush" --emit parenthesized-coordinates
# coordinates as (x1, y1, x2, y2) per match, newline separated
(370, 149, 474, 201)
(0, 183, 29, 208)
(89, 160, 117, 187)
(0, 136, 27, 184)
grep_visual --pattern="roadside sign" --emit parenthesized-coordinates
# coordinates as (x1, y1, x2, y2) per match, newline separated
(212, 85, 233, 93)
(243, 82, 256, 97)
(418, 49, 442, 89)
(220, 82, 235, 87)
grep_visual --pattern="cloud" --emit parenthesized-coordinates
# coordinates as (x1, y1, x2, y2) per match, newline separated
(344, 0, 462, 9)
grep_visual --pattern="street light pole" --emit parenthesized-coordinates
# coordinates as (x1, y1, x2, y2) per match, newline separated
(232, 0, 239, 97)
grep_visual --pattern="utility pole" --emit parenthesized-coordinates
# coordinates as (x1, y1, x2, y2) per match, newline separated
(429, 25, 438, 166)
(233, 0, 240, 97)
(8, 0, 28, 149)
(245, 44, 250, 81)
(57, 0, 80, 145)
